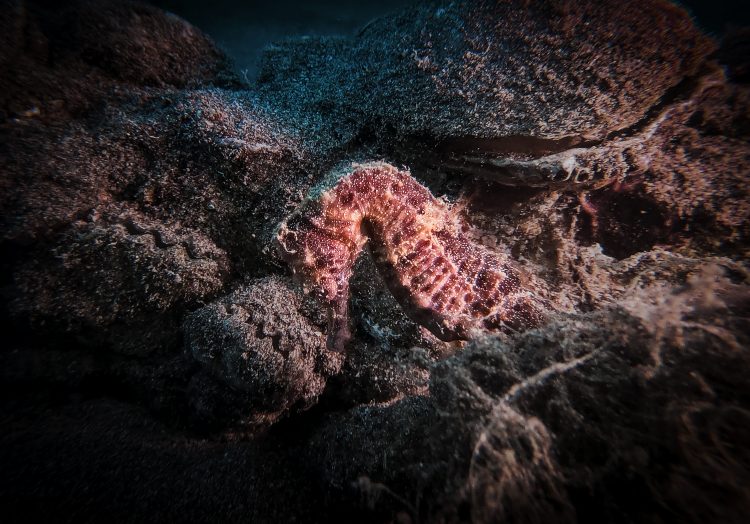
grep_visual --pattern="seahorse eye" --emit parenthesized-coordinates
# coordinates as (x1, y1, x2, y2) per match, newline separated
(278, 230, 298, 254)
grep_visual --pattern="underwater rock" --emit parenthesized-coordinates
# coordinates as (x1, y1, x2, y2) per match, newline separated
(184, 276, 344, 427)
(1, 0, 321, 356)
(259, 0, 712, 147)
(0, 0, 236, 121)
(12, 205, 230, 354)
(308, 268, 750, 522)
(0, 86, 314, 262)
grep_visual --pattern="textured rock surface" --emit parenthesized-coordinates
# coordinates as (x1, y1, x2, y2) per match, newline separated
(13, 204, 230, 354)
(305, 265, 750, 523)
(258, 0, 712, 143)
(1, 0, 748, 522)
(184, 276, 343, 427)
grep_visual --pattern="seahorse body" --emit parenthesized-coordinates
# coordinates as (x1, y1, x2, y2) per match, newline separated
(276, 162, 544, 351)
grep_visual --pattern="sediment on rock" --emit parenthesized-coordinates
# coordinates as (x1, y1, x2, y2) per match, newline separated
(1, 0, 748, 522)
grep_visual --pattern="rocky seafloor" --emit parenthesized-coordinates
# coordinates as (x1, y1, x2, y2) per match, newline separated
(1, 0, 749, 522)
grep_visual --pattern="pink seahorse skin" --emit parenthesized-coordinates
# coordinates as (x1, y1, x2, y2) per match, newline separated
(276, 162, 545, 351)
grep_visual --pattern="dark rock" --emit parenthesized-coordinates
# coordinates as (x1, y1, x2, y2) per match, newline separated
(259, 0, 713, 143)
(306, 271, 750, 522)
(12, 204, 230, 355)
(184, 276, 344, 427)
(0, 0, 236, 121)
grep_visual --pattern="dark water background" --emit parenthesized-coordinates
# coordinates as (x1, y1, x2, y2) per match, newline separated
(148, 0, 414, 81)
(146, 0, 750, 82)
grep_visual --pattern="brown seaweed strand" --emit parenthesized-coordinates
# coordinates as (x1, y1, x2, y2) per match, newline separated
(276, 162, 544, 351)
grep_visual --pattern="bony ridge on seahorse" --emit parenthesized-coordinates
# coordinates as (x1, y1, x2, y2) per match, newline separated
(276, 162, 545, 352)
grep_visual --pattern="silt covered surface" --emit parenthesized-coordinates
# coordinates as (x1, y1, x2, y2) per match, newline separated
(1, 0, 749, 522)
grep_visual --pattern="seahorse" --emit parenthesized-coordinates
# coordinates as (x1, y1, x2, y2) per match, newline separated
(276, 162, 545, 351)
